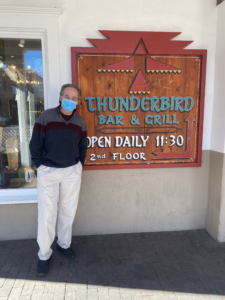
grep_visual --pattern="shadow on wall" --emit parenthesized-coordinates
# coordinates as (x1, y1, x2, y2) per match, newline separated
(0, 229, 225, 298)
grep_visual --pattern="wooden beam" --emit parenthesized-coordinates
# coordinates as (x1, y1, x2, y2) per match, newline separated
(217, 0, 224, 5)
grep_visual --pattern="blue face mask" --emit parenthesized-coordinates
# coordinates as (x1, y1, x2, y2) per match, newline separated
(62, 99, 77, 112)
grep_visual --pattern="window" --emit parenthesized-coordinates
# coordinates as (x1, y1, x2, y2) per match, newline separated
(0, 38, 44, 189)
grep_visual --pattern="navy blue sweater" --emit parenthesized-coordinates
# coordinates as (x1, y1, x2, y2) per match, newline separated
(29, 106, 87, 168)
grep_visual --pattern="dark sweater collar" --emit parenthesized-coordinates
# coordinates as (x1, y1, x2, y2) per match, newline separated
(56, 105, 77, 120)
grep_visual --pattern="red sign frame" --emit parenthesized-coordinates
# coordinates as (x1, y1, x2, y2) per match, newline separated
(71, 30, 207, 170)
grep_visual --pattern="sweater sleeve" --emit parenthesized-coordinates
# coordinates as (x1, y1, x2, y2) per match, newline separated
(29, 114, 46, 168)
(78, 121, 87, 167)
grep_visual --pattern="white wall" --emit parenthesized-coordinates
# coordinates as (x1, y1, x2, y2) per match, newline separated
(0, 0, 222, 238)
(58, 0, 217, 151)
(0, 151, 210, 240)
(0, 0, 218, 152)
(206, 2, 225, 242)
(0, 0, 218, 149)
(57, 0, 216, 235)
(74, 152, 210, 235)
(211, 1, 225, 153)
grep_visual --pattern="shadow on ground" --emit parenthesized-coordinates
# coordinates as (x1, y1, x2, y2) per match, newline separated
(0, 229, 225, 299)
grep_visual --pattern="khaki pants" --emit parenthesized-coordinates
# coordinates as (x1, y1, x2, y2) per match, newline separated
(37, 162, 82, 260)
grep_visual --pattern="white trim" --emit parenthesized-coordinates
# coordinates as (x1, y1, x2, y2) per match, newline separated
(0, 30, 47, 204)
(0, 27, 46, 34)
(0, 9, 61, 204)
(0, 28, 50, 110)
(0, 6, 62, 16)
(0, 189, 38, 204)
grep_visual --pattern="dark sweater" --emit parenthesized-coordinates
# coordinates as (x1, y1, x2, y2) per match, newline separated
(29, 106, 87, 168)
(60, 111, 72, 122)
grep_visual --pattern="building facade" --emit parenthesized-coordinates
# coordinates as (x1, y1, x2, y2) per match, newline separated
(0, 0, 225, 242)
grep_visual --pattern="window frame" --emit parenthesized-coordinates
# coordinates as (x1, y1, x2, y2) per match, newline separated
(0, 7, 62, 204)
(0, 29, 49, 109)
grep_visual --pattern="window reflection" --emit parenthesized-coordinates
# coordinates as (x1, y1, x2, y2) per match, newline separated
(0, 38, 44, 189)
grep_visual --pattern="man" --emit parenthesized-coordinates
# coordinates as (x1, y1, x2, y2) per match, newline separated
(29, 83, 87, 277)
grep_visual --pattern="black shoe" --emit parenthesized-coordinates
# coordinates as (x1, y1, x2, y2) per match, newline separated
(36, 258, 51, 277)
(56, 243, 76, 260)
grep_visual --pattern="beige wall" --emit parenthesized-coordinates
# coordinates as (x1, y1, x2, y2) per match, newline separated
(0, 151, 210, 240)
(206, 151, 224, 240)
(0, 203, 37, 240)
(0, 0, 224, 241)
(206, 151, 225, 242)
(205, 2, 225, 242)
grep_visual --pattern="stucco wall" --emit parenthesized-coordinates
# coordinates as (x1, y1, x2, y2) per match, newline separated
(211, 1, 225, 154)
(74, 151, 210, 236)
(206, 1, 225, 242)
(0, 151, 210, 240)
(218, 158, 225, 241)
(206, 151, 224, 240)
(58, 0, 217, 151)
(59, 0, 216, 236)
(0, 0, 221, 239)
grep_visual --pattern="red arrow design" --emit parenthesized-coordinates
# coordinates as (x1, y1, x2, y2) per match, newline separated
(152, 115, 195, 160)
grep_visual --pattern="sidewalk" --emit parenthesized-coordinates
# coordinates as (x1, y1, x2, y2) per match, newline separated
(0, 230, 225, 300)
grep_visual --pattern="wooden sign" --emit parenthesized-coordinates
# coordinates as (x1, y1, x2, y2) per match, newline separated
(71, 31, 207, 170)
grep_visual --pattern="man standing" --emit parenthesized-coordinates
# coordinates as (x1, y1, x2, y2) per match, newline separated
(29, 83, 87, 277)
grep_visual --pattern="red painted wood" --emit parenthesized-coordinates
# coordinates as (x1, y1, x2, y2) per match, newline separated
(196, 50, 207, 167)
(134, 41, 147, 55)
(146, 57, 181, 71)
(86, 31, 193, 54)
(71, 31, 207, 170)
(129, 70, 150, 93)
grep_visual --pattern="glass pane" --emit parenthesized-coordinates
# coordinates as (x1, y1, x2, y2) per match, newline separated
(0, 38, 44, 189)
